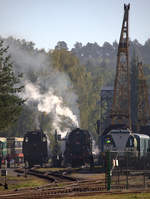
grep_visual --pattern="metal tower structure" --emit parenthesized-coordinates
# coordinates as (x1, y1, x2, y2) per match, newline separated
(110, 4, 131, 128)
(100, 87, 113, 133)
(137, 62, 150, 128)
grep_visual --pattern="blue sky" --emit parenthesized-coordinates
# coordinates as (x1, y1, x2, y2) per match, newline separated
(0, 0, 149, 50)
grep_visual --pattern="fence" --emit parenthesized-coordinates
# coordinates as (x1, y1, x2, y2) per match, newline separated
(103, 151, 150, 189)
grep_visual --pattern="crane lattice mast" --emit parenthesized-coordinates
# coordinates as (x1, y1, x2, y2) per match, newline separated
(111, 4, 131, 129)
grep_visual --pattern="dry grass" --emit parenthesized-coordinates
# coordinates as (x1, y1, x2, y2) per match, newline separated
(0, 175, 49, 191)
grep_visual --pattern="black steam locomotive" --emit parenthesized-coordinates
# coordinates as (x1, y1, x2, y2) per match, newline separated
(63, 128, 93, 167)
(23, 130, 49, 168)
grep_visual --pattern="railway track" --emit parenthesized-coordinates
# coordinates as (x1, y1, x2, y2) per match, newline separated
(0, 183, 149, 199)
(0, 168, 150, 198)
(15, 167, 79, 183)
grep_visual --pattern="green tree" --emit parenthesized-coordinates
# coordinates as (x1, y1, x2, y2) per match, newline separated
(55, 41, 68, 50)
(50, 47, 102, 139)
(0, 40, 24, 131)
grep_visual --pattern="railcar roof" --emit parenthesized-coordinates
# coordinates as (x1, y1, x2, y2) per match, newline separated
(133, 133, 150, 139)
(110, 129, 131, 133)
(66, 128, 92, 140)
(0, 137, 7, 142)
(69, 128, 90, 134)
(7, 137, 23, 141)
(25, 130, 44, 135)
(102, 124, 129, 136)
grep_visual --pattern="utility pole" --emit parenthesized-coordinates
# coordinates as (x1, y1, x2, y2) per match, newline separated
(105, 141, 111, 191)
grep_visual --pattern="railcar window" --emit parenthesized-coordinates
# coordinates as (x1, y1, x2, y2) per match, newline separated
(15, 141, 23, 147)
(126, 137, 134, 147)
(25, 137, 28, 142)
(130, 139, 132, 146)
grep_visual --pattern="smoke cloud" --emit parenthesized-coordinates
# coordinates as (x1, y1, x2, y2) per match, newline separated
(3, 37, 79, 137)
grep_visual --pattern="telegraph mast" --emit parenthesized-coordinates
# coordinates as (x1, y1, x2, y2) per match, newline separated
(110, 4, 131, 128)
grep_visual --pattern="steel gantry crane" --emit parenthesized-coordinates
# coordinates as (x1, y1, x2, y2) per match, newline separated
(98, 4, 150, 136)
(110, 4, 131, 129)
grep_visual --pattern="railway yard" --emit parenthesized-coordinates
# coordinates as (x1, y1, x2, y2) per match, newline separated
(0, 3, 150, 199)
(0, 166, 149, 198)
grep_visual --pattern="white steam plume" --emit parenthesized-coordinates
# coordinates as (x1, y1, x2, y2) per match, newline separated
(23, 81, 79, 137)
(3, 37, 80, 137)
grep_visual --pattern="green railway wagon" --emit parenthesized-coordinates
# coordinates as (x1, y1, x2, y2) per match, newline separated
(0, 137, 7, 161)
